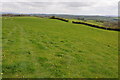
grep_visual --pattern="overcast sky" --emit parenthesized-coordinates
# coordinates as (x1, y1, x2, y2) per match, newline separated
(1, 0, 119, 16)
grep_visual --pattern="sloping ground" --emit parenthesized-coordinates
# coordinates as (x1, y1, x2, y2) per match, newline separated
(2, 17, 118, 78)
(72, 21, 120, 31)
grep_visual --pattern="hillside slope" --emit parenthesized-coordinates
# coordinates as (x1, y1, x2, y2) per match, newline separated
(2, 17, 118, 78)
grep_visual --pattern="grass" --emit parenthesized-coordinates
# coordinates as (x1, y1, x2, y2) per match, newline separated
(70, 19, 119, 29)
(0, 17, 2, 79)
(2, 16, 119, 78)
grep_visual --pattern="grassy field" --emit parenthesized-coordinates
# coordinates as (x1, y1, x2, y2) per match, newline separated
(2, 17, 118, 78)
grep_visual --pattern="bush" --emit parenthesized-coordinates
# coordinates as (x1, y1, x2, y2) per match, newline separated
(49, 16, 69, 22)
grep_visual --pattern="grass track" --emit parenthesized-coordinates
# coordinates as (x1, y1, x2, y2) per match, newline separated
(2, 17, 118, 78)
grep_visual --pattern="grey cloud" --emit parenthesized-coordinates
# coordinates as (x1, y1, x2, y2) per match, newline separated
(19, 2, 55, 7)
(2, 1, 118, 16)
(59, 2, 94, 7)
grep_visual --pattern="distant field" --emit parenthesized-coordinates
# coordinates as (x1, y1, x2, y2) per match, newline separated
(2, 17, 118, 78)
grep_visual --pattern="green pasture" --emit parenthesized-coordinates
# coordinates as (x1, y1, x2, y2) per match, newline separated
(2, 17, 118, 78)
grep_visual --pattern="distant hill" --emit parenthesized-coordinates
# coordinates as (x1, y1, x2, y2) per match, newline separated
(1, 12, 118, 22)
(29, 14, 118, 22)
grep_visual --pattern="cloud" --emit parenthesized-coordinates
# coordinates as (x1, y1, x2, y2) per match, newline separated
(1, 0, 119, 16)
(59, 2, 94, 7)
